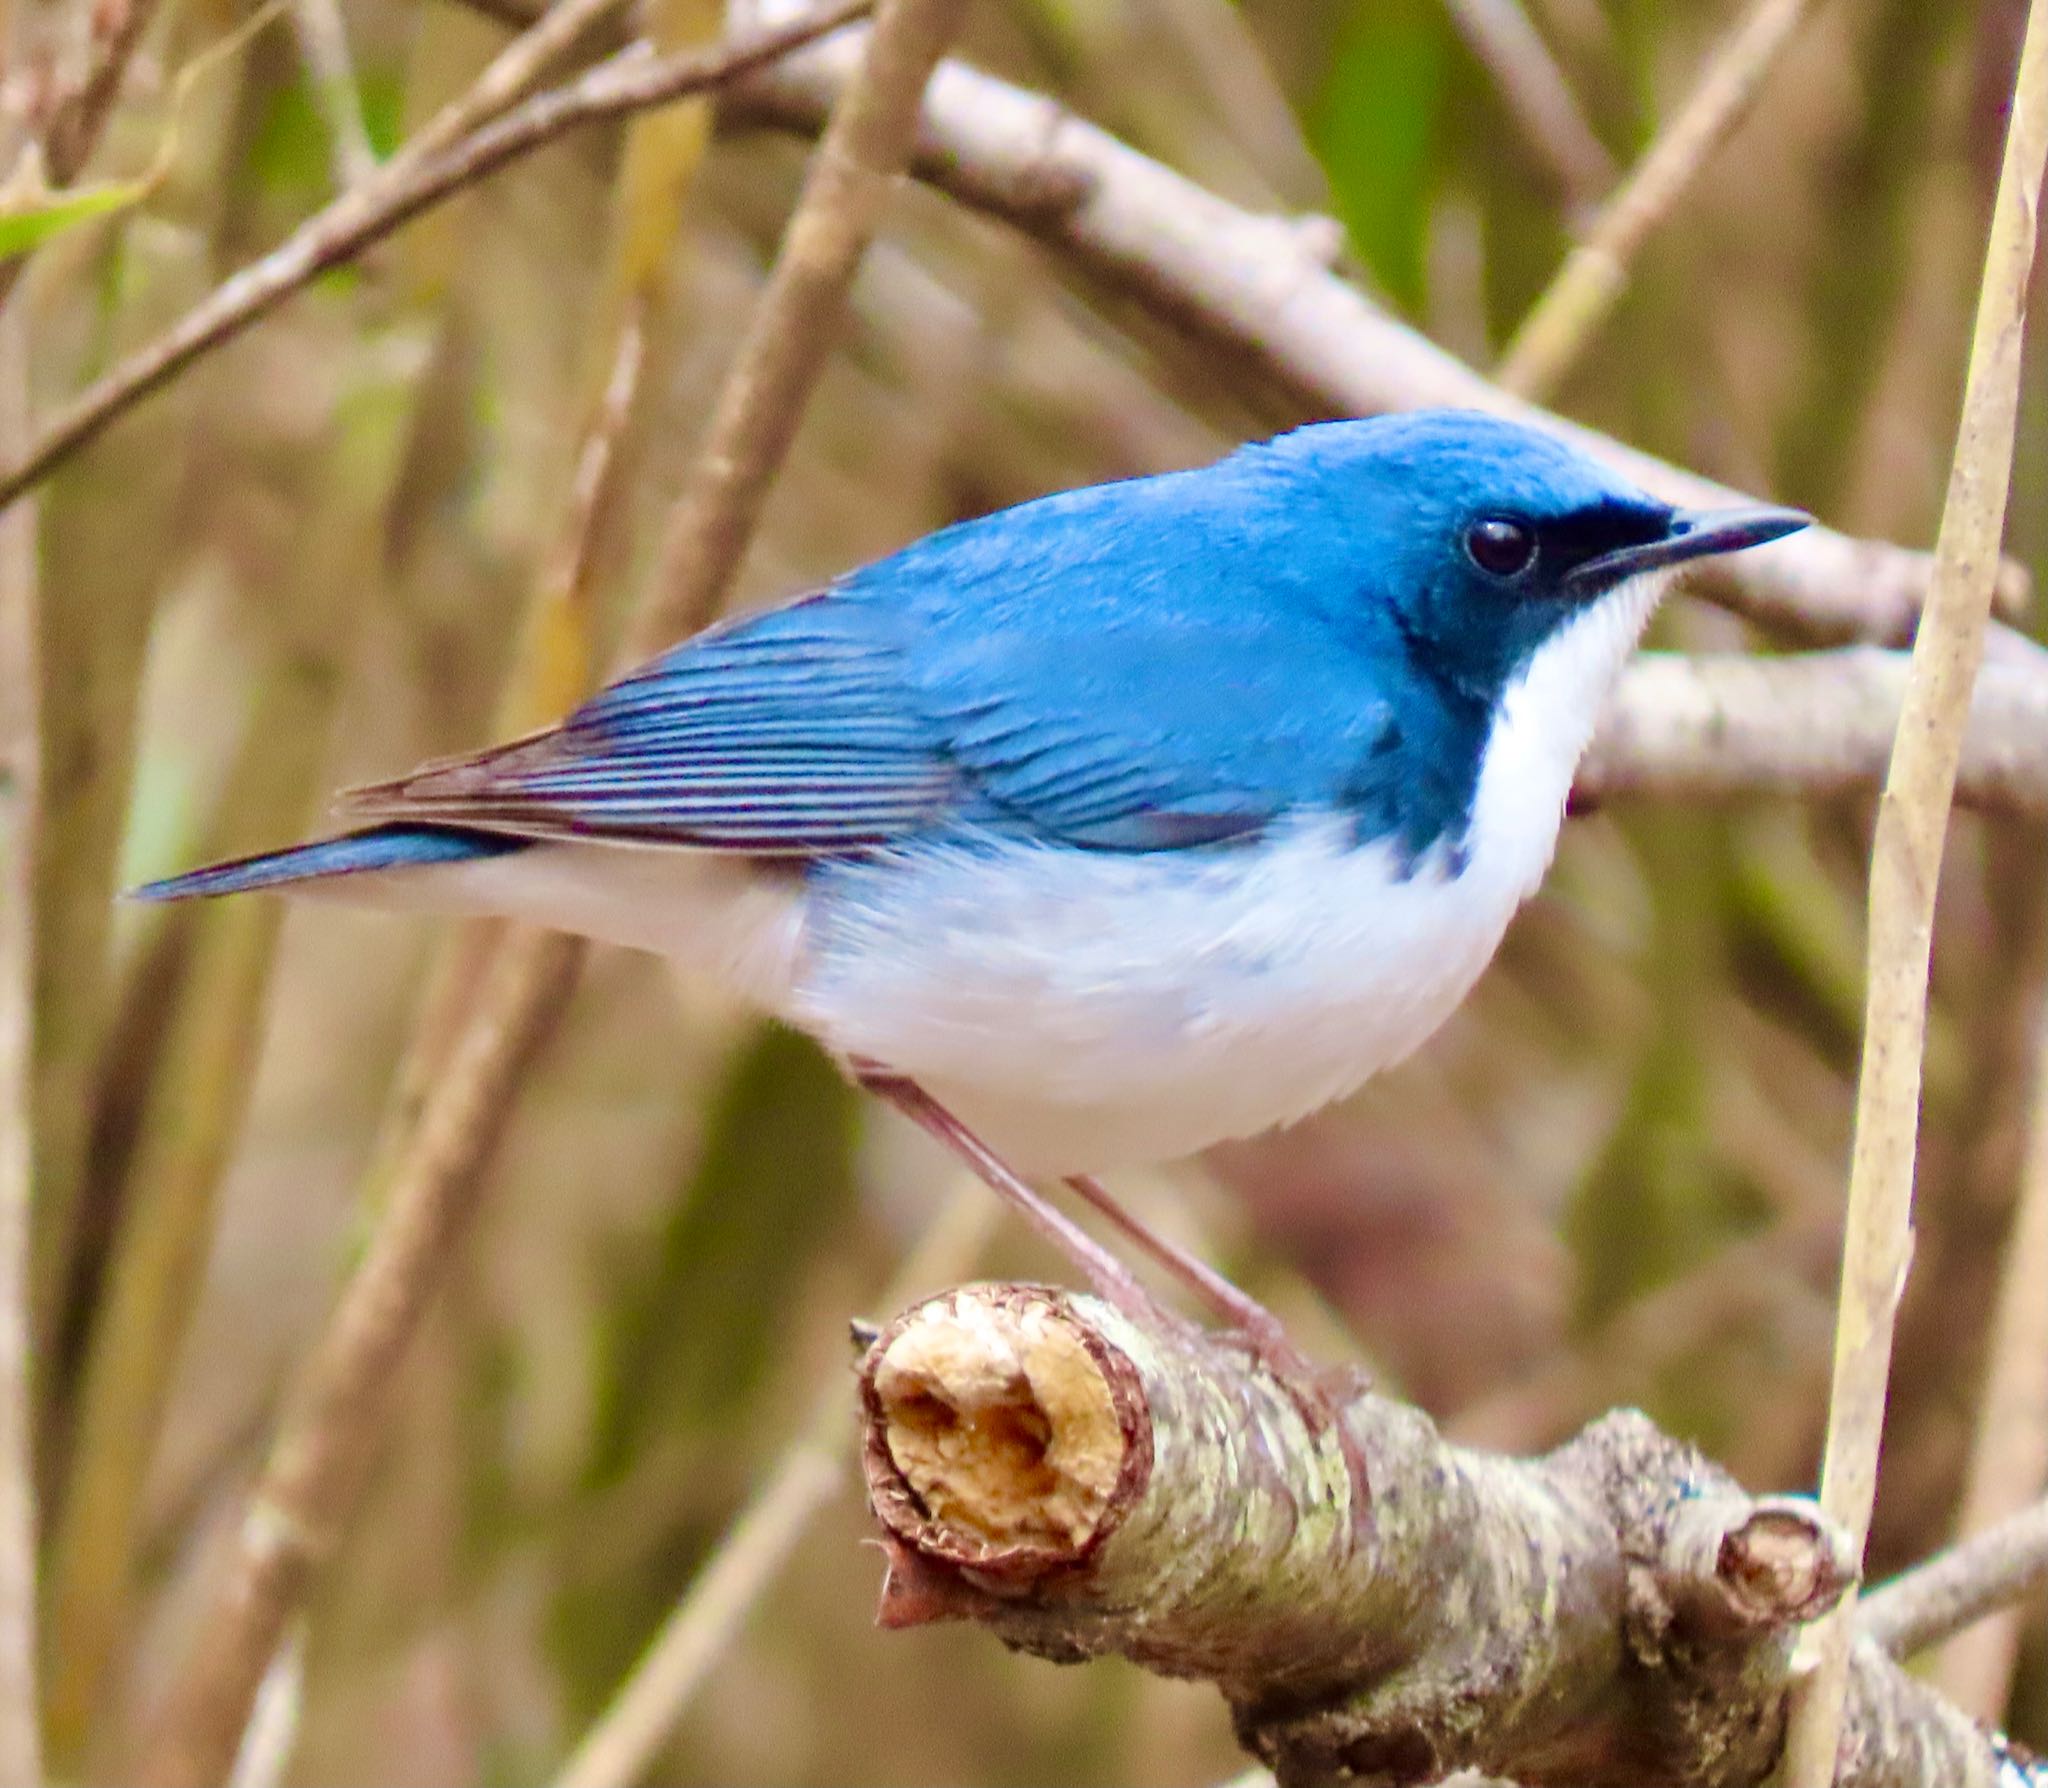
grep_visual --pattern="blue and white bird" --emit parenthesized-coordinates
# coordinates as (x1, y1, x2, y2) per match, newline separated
(142, 411, 1804, 1321)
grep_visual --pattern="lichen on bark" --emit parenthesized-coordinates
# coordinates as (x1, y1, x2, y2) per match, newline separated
(857, 1284, 2040, 1788)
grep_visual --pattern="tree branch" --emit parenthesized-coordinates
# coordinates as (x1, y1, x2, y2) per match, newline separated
(1496, 0, 1819, 400)
(856, 1284, 2031, 1788)
(1862, 1496, 2048, 1662)
(1580, 649, 2048, 819)
(0, 1, 875, 509)
(730, 39, 2037, 652)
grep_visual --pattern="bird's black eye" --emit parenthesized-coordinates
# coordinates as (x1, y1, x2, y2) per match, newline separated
(1466, 516, 1537, 578)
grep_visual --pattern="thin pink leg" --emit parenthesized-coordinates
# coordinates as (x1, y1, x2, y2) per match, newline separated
(857, 1071, 1191, 1338)
(858, 1070, 1372, 1527)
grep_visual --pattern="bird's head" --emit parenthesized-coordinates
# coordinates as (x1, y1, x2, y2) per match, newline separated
(1263, 411, 1809, 706)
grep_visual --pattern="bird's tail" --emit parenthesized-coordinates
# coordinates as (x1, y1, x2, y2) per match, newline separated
(132, 823, 526, 902)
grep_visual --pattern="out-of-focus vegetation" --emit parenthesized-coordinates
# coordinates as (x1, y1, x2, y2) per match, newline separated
(13, 0, 2048, 1781)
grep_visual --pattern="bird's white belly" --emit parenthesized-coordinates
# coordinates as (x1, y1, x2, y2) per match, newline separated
(791, 812, 1543, 1172)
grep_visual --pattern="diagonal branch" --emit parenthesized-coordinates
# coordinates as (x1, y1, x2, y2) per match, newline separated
(0, 0, 876, 509)
(1496, 0, 1821, 401)
(857, 1284, 2028, 1787)
(728, 39, 2036, 652)
(1862, 1495, 2048, 1662)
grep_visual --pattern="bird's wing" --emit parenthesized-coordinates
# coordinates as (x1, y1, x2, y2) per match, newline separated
(342, 595, 959, 852)
(345, 585, 1387, 855)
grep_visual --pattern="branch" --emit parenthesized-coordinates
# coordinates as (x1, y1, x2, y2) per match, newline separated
(1783, 3, 2048, 1779)
(0, 267, 42, 1788)
(856, 1284, 2031, 1787)
(42, 0, 164, 185)
(0, 1, 875, 508)
(1497, 0, 1818, 400)
(1580, 649, 2048, 819)
(132, 1, 964, 1779)
(730, 39, 2037, 651)
(1863, 1497, 2048, 1662)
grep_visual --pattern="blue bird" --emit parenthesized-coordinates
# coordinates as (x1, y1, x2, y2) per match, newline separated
(140, 410, 1804, 1414)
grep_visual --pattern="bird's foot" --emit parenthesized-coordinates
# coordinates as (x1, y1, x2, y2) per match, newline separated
(857, 1073, 1371, 1536)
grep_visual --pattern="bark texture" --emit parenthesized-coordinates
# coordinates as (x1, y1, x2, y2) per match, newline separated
(858, 1286, 2042, 1788)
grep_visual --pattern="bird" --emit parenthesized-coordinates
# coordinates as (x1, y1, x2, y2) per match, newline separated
(139, 408, 1806, 1478)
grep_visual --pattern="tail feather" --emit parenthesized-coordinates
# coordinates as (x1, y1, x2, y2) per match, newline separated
(131, 823, 525, 902)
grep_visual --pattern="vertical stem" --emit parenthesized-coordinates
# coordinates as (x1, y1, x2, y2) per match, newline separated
(0, 279, 44, 1788)
(1780, 4, 2048, 1781)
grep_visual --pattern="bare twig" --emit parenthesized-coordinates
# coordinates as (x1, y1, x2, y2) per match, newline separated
(42, 0, 163, 184)
(0, 1, 873, 509)
(1579, 649, 2048, 818)
(133, 4, 964, 1779)
(1496, 0, 1820, 400)
(732, 41, 2034, 648)
(1780, 3, 2048, 1780)
(1928, 1004, 2048, 1717)
(1862, 1496, 2048, 1661)
(0, 260, 43, 1788)
(555, 1187, 999, 1788)
(1440, 0, 1613, 213)
(857, 1283, 2027, 1786)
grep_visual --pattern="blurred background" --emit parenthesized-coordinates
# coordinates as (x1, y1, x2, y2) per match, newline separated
(17, 0, 2048, 1779)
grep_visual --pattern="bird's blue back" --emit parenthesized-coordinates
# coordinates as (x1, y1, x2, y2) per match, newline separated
(343, 412, 1675, 869)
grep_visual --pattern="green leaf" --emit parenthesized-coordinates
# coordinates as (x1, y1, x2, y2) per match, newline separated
(0, 173, 147, 264)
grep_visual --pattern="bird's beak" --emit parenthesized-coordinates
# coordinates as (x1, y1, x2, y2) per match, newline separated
(1563, 503, 1812, 596)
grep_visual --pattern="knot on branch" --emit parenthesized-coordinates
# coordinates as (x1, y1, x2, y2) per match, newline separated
(858, 1284, 2013, 1788)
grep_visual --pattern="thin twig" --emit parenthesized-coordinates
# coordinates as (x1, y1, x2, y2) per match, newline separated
(42, 0, 163, 183)
(132, 2, 964, 1778)
(555, 1187, 999, 1788)
(0, 254, 43, 1788)
(1929, 1000, 2048, 1717)
(1495, 0, 1818, 401)
(1780, 3, 2048, 1780)
(0, 0, 872, 510)
(1862, 1496, 2048, 1661)
(1440, 0, 1613, 214)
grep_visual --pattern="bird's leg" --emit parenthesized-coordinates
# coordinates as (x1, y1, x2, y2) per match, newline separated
(1065, 1169, 1374, 1527)
(856, 1069, 1370, 1527)
(855, 1071, 1195, 1341)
